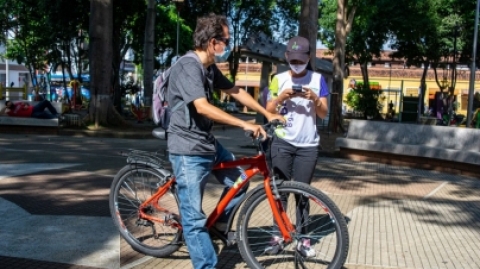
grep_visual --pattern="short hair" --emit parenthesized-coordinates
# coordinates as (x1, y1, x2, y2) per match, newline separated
(5, 100, 12, 107)
(193, 13, 228, 50)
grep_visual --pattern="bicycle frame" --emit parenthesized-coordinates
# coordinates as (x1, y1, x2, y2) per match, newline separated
(137, 150, 295, 243)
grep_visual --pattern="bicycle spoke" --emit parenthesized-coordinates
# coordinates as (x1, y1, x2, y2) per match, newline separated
(237, 181, 349, 269)
(110, 166, 183, 257)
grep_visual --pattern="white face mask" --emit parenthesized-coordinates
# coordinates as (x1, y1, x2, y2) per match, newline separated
(214, 47, 231, 63)
(289, 63, 308, 74)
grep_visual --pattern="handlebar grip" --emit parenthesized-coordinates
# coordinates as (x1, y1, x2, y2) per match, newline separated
(245, 131, 265, 141)
(269, 119, 283, 126)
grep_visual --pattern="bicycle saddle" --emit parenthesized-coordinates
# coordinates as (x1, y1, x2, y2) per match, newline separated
(152, 127, 167, 140)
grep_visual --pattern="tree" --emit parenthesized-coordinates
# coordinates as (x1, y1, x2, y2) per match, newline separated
(1, 0, 52, 86)
(389, 0, 443, 121)
(143, 0, 156, 106)
(110, 0, 146, 111)
(348, 1, 391, 86)
(319, 0, 358, 132)
(89, 0, 119, 127)
(298, 0, 319, 70)
(176, 0, 300, 82)
(225, 0, 299, 83)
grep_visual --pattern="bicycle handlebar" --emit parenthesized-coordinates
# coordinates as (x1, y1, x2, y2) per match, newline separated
(245, 120, 284, 152)
(244, 120, 284, 139)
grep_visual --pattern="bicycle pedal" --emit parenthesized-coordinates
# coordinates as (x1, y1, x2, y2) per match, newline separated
(136, 219, 152, 227)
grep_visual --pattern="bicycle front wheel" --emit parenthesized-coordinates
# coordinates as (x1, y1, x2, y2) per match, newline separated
(109, 165, 182, 257)
(237, 181, 349, 269)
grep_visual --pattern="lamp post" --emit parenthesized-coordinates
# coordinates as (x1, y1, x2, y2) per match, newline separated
(467, 0, 480, 127)
(172, 0, 184, 62)
(5, 30, 9, 89)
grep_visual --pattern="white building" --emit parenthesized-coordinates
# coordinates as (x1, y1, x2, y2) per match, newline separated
(0, 44, 30, 88)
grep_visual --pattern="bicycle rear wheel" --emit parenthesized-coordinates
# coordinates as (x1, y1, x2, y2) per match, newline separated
(109, 165, 182, 257)
(237, 181, 349, 269)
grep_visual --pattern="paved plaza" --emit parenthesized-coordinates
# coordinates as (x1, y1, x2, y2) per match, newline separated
(0, 127, 479, 269)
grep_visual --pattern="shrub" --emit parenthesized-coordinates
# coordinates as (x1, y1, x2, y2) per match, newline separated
(345, 84, 385, 119)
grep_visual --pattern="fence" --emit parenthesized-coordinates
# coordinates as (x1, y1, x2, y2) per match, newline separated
(0, 85, 28, 100)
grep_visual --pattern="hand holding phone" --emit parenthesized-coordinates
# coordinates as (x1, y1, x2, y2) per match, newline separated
(292, 84, 304, 93)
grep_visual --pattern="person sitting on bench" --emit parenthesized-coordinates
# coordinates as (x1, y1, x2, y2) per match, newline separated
(1, 100, 60, 119)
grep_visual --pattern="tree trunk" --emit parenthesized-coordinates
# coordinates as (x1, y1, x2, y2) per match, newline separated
(298, 0, 318, 70)
(360, 63, 369, 87)
(111, 21, 123, 113)
(143, 0, 156, 108)
(89, 0, 123, 127)
(331, 0, 347, 133)
(329, 0, 355, 133)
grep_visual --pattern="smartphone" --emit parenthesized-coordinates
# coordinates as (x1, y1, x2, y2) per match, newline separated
(292, 84, 303, 93)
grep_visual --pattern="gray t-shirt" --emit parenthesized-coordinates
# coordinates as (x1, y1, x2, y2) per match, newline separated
(167, 53, 234, 155)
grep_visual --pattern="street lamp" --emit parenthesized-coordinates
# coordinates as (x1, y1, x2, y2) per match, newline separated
(467, 0, 480, 126)
(172, 0, 184, 60)
(5, 30, 9, 89)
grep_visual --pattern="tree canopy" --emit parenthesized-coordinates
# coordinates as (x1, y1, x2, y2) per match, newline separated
(4, 0, 479, 127)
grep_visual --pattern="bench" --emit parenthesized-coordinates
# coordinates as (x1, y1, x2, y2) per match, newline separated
(335, 119, 480, 176)
(0, 100, 62, 127)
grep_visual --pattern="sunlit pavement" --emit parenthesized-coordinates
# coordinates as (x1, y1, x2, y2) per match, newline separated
(0, 129, 479, 269)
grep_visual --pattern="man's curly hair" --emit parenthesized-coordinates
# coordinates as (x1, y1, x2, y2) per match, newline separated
(193, 13, 228, 50)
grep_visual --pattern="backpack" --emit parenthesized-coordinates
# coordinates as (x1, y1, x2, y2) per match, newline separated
(151, 52, 208, 130)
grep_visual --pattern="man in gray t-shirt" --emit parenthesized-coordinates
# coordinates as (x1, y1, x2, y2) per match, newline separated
(167, 55, 234, 154)
(167, 14, 284, 269)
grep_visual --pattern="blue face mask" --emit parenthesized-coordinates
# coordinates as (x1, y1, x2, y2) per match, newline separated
(214, 47, 231, 63)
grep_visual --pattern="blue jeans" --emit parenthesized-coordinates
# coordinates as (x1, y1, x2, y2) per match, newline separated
(169, 141, 246, 269)
(31, 100, 58, 119)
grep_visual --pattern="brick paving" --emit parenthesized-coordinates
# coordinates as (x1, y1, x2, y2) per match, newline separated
(1, 118, 479, 269)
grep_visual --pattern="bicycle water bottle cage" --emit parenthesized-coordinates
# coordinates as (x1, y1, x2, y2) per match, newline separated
(152, 127, 167, 140)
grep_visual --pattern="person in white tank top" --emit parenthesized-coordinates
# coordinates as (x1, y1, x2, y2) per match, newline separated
(263, 36, 329, 257)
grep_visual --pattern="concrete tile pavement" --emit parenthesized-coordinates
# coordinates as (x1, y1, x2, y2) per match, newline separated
(1, 115, 479, 269)
(118, 156, 480, 269)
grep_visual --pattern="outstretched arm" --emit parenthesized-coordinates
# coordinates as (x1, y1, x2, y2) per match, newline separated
(193, 97, 266, 138)
(224, 86, 284, 123)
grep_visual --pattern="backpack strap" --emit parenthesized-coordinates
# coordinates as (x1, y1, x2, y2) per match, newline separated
(169, 51, 211, 128)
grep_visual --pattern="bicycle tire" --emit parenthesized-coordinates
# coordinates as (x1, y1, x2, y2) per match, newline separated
(109, 165, 182, 257)
(237, 181, 349, 269)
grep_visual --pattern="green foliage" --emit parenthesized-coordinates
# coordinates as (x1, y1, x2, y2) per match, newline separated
(1, 0, 90, 85)
(345, 85, 385, 119)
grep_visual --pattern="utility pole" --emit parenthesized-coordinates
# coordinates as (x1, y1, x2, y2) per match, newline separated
(467, 0, 480, 126)
(5, 31, 9, 88)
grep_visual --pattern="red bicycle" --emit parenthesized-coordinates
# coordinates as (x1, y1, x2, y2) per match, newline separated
(109, 121, 349, 268)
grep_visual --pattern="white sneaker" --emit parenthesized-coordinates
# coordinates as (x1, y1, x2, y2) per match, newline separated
(264, 236, 283, 255)
(297, 238, 316, 258)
